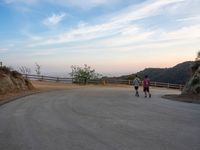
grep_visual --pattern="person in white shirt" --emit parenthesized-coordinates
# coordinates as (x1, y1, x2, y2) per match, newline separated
(133, 75, 141, 97)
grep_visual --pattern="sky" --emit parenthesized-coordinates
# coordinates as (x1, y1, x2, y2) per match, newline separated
(0, 0, 200, 76)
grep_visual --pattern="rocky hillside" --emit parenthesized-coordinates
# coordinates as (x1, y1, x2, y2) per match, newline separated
(182, 61, 200, 97)
(0, 66, 34, 95)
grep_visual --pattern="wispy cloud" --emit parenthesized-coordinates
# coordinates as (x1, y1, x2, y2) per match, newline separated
(43, 13, 66, 26)
(4, 0, 37, 4)
(30, 51, 55, 56)
(28, 0, 185, 47)
(54, 0, 117, 9)
(3, 0, 119, 9)
(110, 0, 185, 24)
(1, 0, 199, 75)
(177, 16, 200, 22)
(0, 48, 8, 53)
(162, 25, 200, 40)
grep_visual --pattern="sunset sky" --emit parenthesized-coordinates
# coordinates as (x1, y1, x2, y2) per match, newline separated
(0, 0, 200, 76)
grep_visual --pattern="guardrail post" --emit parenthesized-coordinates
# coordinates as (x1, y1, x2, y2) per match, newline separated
(168, 83, 170, 88)
(102, 80, 106, 85)
(154, 82, 157, 87)
(128, 80, 131, 85)
(56, 77, 59, 82)
(180, 84, 183, 90)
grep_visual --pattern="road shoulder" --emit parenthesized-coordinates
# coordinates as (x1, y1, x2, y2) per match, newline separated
(162, 94, 200, 104)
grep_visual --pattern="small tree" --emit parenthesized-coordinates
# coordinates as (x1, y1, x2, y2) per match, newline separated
(127, 74, 136, 80)
(69, 64, 101, 84)
(35, 63, 41, 76)
(19, 66, 31, 74)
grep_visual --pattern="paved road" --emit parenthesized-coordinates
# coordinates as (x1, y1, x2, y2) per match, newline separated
(0, 87, 200, 150)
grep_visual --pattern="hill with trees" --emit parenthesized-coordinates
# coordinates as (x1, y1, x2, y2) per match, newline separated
(105, 61, 193, 84)
(136, 61, 193, 84)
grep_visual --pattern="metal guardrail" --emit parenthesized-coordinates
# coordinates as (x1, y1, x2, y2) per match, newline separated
(23, 74, 184, 90)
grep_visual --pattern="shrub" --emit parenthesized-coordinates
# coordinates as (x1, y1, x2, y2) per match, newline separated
(70, 64, 101, 84)
(11, 71, 22, 78)
(0, 66, 12, 74)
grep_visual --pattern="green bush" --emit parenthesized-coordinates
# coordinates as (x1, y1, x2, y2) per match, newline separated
(70, 64, 101, 84)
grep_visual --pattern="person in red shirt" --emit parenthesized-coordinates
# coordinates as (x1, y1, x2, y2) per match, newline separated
(143, 75, 151, 98)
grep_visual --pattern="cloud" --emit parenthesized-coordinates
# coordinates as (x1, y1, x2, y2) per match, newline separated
(4, 0, 118, 9)
(54, 0, 115, 9)
(30, 51, 55, 56)
(43, 13, 66, 26)
(4, 0, 37, 4)
(0, 48, 8, 51)
(162, 25, 200, 40)
(99, 24, 200, 50)
(27, 0, 185, 47)
(0, 48, 8, 54)
(110, 0, 185, 24)
(8, 0, 199, 57)
(177, 16, 200, 22)
(40, 23, 200, 53)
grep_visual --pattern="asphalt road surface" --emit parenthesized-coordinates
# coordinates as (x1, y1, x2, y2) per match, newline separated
(0, 87, 200, 150)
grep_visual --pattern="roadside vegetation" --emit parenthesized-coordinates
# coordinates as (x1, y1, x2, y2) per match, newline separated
(69, 64, 102, 84)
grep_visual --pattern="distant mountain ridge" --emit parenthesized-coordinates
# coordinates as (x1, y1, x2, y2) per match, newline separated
(105, 61, 193, 84)
(136, 61, 193, 84)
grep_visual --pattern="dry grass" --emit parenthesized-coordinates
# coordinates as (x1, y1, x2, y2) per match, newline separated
(31, 80, 80, 91)
(0, 80, 133, 103)
(0, 80, 80, 103)
(31, 80, 132, 90)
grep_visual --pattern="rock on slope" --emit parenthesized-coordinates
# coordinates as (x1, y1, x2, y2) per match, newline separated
(182, 61, 200, 98)
(0, 66, 34, 95)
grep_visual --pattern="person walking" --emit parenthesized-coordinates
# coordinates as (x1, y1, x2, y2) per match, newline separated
(133, 75, 141, 97)
(143, 75, 151, 98)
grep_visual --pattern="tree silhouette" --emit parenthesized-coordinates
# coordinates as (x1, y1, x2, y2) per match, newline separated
(19, 66, 31, 74)
(35, 63, 41, 76)
(196, 51, 200, 61)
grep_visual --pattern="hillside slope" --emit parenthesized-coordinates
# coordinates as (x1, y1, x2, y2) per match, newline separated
(136, 61, 193, 84)
(0, 66, 34, 95)
(106, 61, 193, 84)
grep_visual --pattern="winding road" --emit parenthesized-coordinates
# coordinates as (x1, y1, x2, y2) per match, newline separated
(0, 87, 200, 150)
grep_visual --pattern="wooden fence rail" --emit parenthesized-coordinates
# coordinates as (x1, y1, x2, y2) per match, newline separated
(22, 74, 73, 83)
(102, 79, 184, 90)
(23, 74, 184, 90)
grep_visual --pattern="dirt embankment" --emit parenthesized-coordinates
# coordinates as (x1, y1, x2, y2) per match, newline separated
(0, 78, 80, 103)
(0, 66, 35, 102)
(0, 67, 34, 94)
